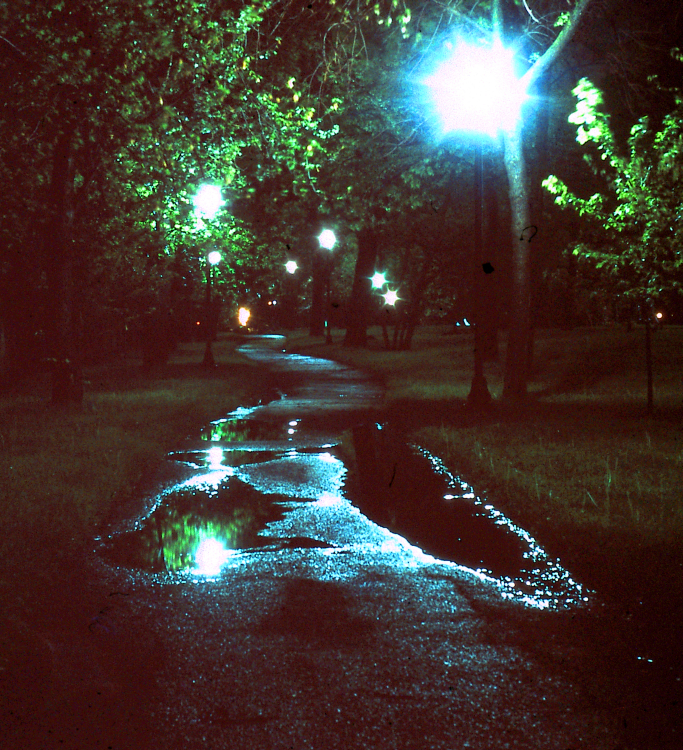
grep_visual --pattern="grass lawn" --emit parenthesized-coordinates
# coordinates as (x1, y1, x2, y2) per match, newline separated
(288, 323, 683, 604)
(0, 336, 274, 619)
(4, 323, 681, 606)
(2, 324, 681, 747)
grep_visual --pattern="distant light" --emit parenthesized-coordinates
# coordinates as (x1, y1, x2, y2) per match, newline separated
(423, 39, 529, 137)
(207, 250, 221, 265)
(382, 289, 399, 306)
(193, 184, 225, 219)
(371, 271, 387, 289)
(285, 260, 298, 274)
(656, 311, 663, 319)
(194, 538, 231, 576)
(318, 229, 336, 250)
(238, 307, 251, 326)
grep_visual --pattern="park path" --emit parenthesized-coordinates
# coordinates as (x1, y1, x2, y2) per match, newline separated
(4, 336, 617, 749)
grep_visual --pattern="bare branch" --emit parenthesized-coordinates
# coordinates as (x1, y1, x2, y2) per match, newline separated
(0, 35, 25, 56)
(520, 0, 541, 25)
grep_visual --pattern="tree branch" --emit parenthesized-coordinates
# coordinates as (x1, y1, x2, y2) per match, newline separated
(522, 0, 593, 88)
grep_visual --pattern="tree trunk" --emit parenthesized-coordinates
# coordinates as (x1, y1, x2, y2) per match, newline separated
(501, 117, 532, 404)
(46, 119, 82, 406)
(344, 227, 378, 347)
(644, 304, 654, 415)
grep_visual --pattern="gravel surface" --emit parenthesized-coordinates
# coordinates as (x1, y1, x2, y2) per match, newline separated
(2, 336, 619, 749)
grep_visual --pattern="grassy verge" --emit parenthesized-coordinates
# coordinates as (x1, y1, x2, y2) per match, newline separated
(0, 336, 272, 615)
(288, 324, 683, 600)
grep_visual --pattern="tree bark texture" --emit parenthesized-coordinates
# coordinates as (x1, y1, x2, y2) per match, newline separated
(502, 117, 532, 403)
(344, 227, 378, 347)
(46, 117, 82, 405)
(644, 303, 654, 415)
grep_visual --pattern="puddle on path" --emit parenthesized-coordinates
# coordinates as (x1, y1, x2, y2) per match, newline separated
(347, 422, 587, 608)
(98, 472, 285, 574)
(97, 341, 588, 610)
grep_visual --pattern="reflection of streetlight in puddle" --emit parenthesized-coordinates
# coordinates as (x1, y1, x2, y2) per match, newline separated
(193, 537, 232, 576)
(207, 446, 223, 469)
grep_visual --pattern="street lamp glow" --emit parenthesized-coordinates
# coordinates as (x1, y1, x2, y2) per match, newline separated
(238, 307, 251, 327)
(207, 250, 221, 266)
(318, 229, 336, 250)
(423, 39, 528, 137)
(193, 184, 225, 219)
(382, 289, 400, 306)
(285, 260, 298, 274)
(371, 271, 387, 289)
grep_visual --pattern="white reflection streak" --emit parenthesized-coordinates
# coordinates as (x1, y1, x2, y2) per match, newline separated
(409, 445, 590, 609)
(180, 469, 233, 493)
(207, 447, 224, 469)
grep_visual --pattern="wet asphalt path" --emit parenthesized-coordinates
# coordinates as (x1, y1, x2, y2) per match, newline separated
(8, 336, 618, 749)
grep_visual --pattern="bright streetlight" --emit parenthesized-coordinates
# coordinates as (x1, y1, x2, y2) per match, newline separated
(208, 250, 222, 266)
(382, 289, 400, 306)
(285, 260, 298, 274)
(318, 228, 336, 250)
(423, 39, 528, 138)
(317, 229, 337, 342)
(371, 271, 387, 289)
(423, 37, 529, 409)
(193, 184, 225, 220)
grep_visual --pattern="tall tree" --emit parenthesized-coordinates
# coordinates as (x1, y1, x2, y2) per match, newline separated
(266, 0, 596, 391)
(0, 0, 331, 400)
(543, 73, 683, 412)
(482, 0, 594, 402)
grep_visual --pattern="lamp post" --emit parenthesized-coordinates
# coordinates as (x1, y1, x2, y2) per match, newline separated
(202, 250, 221, 367)
(423, 38, 529, 409)
(284, 260, 299, 329)
(317, 229, 337, 343)
(192, 184, 225, 368)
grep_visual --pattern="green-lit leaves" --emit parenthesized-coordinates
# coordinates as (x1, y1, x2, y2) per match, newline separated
(569, 79, 613, 152)
(554, 11, 571, 29)
(544, 72, 683, 308)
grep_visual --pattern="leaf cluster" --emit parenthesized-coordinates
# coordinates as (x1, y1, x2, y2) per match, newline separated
(543, 74, 683, 303)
